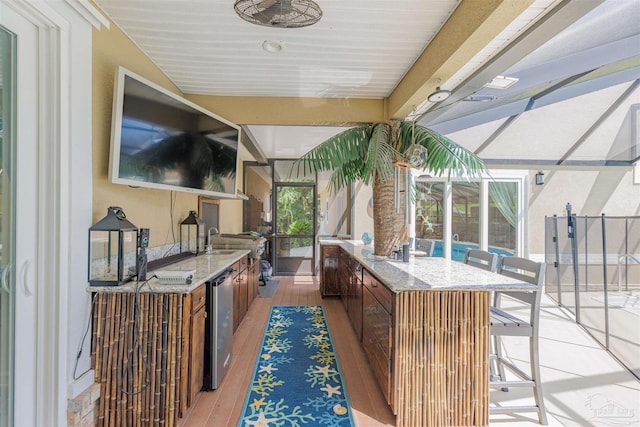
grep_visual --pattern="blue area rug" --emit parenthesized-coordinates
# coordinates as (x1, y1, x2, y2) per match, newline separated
(237, 305, 355, 427)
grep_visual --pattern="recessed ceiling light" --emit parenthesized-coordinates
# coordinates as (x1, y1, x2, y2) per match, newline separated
(485, 75, 519, 89)
(262, 40, 284, 53)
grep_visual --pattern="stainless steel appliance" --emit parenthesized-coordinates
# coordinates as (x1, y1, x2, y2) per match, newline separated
(203, 267, 234, 390)
(209, 233, 266, 260)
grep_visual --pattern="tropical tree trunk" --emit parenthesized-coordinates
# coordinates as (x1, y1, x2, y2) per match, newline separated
(373, 170, 405, 256)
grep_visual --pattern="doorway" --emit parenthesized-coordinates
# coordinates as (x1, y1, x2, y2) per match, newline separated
(271, 160, 316, 275)
(243, 160, 318, 275)
(274, 183, 316, 275)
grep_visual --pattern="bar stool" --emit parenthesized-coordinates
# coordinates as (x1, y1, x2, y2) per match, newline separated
(490, 256, 548, 425)
(463, 248, 498, 272)
(464, 249, 503, 382)
(415, 238, 435, 256)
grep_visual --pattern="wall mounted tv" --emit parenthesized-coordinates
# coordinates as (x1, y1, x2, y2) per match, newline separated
(109, 67, 240, 199)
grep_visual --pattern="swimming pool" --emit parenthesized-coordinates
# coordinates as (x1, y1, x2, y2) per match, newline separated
(431, 240, 514, 262)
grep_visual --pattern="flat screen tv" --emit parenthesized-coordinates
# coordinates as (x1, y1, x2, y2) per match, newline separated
(109, 67, 240, 198)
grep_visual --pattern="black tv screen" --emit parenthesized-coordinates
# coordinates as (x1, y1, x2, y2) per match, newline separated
(109, 67, 240, 198)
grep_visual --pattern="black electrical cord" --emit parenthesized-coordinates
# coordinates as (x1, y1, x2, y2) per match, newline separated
(163, 191, 178, 257)
(72, 293, 98, 380)
(120, 275, 157, 396)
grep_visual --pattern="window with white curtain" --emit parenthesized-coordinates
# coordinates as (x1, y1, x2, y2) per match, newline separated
(413, 172, 526, 261)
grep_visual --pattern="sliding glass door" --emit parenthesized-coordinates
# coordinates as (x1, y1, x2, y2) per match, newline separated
(0, 24, 15, 426)
(452, 182, 481, 260)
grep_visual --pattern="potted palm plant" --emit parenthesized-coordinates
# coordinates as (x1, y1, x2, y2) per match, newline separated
(294, 120, 485, 256)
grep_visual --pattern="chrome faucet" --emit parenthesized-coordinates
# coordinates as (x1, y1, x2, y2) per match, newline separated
(206, 227, 219, 252)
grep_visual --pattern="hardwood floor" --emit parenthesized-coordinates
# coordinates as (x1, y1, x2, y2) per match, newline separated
(178, 275, 396, 427)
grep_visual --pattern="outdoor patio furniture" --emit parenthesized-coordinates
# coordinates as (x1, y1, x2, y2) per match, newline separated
(415, 238, 435, 256)
(490, 256, 548, 425)
(464, 249, 498, 272)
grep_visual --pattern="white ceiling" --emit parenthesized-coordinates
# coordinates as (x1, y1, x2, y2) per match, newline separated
(245, 125, 350, 158)
(94, 0, 594, 160)
(95, 0, 460, 98)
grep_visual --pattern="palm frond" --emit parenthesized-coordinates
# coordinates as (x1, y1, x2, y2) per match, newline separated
(327, 159, 368, 193)
(401, 123, 486, 179)
(361, 123, 397, 185)
(293, 126, 372, 178)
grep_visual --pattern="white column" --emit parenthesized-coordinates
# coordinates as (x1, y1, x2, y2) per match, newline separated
(443, 182, 452, 260)
(480, 180, 489, 251)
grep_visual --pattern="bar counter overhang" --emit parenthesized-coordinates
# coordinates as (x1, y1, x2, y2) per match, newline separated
(324, 240, 539, 427)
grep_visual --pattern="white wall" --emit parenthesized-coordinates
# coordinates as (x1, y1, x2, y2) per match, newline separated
(528, 168, 639, 254)
(444, 82, 640, 257)
(64, 1, 100, 401)
(6, 1, 106, 425)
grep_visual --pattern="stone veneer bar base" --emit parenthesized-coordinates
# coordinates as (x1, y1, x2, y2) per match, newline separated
(395, 291, 490, 427)
(67, 383, 101, 427)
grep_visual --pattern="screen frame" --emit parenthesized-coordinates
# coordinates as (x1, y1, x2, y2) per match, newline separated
(108, 66, 241, 199)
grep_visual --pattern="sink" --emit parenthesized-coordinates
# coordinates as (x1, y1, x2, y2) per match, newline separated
(207, 249, 237, 255)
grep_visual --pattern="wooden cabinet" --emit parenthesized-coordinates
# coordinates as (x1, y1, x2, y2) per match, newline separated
(247, 258, 259, 308)
(327, 248, 394, 407)
(91, 255, 260, 427)
(335, 249, 364, 340)
(188, 284, 206, 405)
(320, 245, 341, 296)
(345, 257, 363, 341)
(232, 255, 253, 333)
(238, 268, 248, 324)
(362, 269, 394, 407)
(339, 249, 350, 310)
(232, 260, 246, 333)
(321, 247, 498, 426)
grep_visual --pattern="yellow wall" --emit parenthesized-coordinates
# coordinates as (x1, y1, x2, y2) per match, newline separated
(92, 17, 244, 246)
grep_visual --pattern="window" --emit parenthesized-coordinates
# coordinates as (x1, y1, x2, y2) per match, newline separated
(414, 172, 525, 261)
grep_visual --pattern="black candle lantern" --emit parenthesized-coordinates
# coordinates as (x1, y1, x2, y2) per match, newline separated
(88, 207, 138, 286)
(180, 210, 205, 254)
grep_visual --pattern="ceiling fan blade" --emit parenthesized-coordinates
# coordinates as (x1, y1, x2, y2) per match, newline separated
(254, 0, 278, 11)
(253, 1, 291, 23)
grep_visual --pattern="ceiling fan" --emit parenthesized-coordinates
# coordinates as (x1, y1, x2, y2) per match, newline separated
(234, 0, 323, 28)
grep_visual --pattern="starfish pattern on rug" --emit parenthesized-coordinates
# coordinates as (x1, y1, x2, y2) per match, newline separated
(321, 384, 342, 398)
(237, 306, 355, 427)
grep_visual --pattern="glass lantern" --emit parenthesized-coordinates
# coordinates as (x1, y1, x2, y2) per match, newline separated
(180, 210, 204, 254)
(88, 207, 138, 286)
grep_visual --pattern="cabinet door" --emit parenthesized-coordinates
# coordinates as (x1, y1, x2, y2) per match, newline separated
(239, 268, 248, 322)
(362, 287, 392, 404)
(349, 274, 363, 342)
(339, 253, 349, 309)
(321, 245, 341, 296)
(189, 305, 206, 404)
(247, 261, 257, 308)
(233, 278, 240, 333)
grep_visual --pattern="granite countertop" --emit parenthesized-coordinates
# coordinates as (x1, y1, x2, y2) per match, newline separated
(88, 249, 251, 294)
(320, 240, 538, 293)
